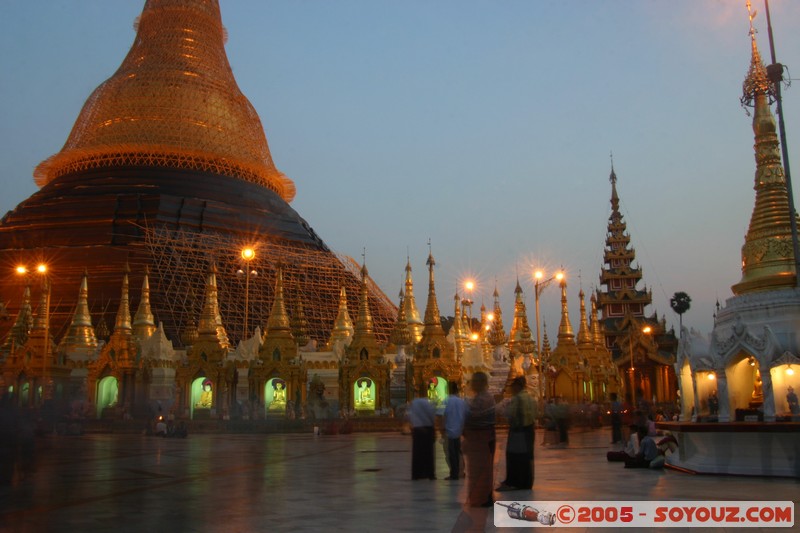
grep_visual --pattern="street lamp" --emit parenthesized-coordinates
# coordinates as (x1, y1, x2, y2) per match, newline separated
(237, 247, 257, 341)
(628, 324, 652, 406)
(16, 263, 50, 404)
(534, 269, 563, 401)
(533, 269, 564, 358)
(463, 280, 475, 334)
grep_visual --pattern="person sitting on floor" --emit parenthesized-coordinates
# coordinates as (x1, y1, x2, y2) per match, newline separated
(606, 424, 640, 462)
(624, 426, 664, 469)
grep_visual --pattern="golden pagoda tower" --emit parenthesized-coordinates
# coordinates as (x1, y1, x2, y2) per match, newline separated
(290, 293, 310, 348)
(346, 263, 381, 360)
(260, 264, 295, 363)
(451, 291, 466, 358)
(57, 272, 99, 360)
(0, 0, 397, 351)
(328, 285, 354, 350)
(1, 286, 33, 360)
(340, 262, 390, 414)
(488, 284, 508, 347)
(132, 268, 157, 341)
(508, 279, 535, 357)
(110, 267, 133, 346)
(403, 258, 424, 343)
(577, 289, 593, 349)
(550, 276, 583, 401)
(732, 4, 796, 294)
(194, 263, 230, 358)
(408, 251, 460, 399)
(389, 288, 413, 349)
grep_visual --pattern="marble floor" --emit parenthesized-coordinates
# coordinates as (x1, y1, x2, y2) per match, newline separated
(0, 427, 796, 532)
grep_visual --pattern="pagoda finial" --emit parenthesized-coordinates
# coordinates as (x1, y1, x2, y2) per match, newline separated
(577, 287, 591, 346)
(113, 268, 132, 334)
(741, 1, 774, 109)
(266, 264, 292, 334)
(58, 272, 98, 356)
(328, 284, 354, 347)
(133, 268, 156, 340)
(557, 275, 574, 340)
(390, 287, 412, 346)
(196, 262, 230, 349)
(403, 256, 423, 342)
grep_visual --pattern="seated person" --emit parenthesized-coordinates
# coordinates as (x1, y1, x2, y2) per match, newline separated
(624, 426, 663, 469)
(607, 424, 640, 461)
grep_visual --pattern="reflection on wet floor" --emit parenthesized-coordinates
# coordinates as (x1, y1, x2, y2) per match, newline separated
(0, 428, 796, 532)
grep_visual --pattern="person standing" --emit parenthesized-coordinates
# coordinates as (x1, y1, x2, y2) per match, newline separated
(610, 392, 622, 444)
(462, 372, 496, 507)
(497, 376, 537, 491)
(443, 381, 467, 480)
(408, 388, 436, 480)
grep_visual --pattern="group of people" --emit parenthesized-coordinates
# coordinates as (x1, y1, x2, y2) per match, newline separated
(607, 396, 676, 469)
(407, 373, 537, 508)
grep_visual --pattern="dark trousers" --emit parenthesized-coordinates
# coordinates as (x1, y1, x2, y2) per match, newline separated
(447, 437, 462, 479)
(505, 425, 534, 489)
(412, 426, 435, 479)
(611, 413, 622, 443)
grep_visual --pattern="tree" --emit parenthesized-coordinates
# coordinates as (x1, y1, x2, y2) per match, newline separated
(669, 291, 692, 333)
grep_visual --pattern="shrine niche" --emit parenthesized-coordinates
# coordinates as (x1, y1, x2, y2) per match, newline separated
(426, 376, 447, 412)
(96, 375, 119, 419)
(266, 377, 287, 414)
(191, 377, 214, 418)
(353, 377, 376, 412)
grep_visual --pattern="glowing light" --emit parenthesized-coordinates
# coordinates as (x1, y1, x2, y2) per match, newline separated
(487, 313, 494, 322)
(555, 272, 564, 281)
(707, 373, 716, 381)
(36, 264, 47, 274)
(484, 325, 490, 331)
(534, 270, 543, 280)
(470, 333, 479, 341)
(642, 326, 652, 334)
(15, 266, 27, 275)
(464, 280, 475, 292)
(241, 247, 255, 261)
(787, 366, 795, 376)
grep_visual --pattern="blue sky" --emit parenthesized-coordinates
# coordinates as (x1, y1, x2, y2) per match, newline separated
(1, 0, 799, 338)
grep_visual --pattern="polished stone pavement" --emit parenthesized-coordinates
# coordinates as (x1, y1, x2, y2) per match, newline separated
(0, 427, 796, 532)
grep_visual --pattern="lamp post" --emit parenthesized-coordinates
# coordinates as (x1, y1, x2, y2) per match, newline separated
(628, 324, 651, 406)
(16, 263, 50, 404)
(534, 269, 563, 400)
(238, 247, 256, 341)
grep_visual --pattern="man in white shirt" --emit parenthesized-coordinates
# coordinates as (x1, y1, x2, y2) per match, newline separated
(408, 390, 436, 480)
(443, 382, 467, 480)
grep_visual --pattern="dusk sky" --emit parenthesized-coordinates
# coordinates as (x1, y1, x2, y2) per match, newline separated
(1, 0, 799, 339)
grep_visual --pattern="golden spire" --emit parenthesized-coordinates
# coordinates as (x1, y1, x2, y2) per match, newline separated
(416, 249, 452, 360)
(59, 271, 98, 353)
(403, 258, 424, 342)
(113, 266, 132, 335)
(508, 279, 535, 355)
(328, 284, 354, 347)
(733, 3, 795, 294)
(489, 283, 507, 346)
(557, 276, 574, 340)
(590, 293, 604, 346)
(265, 264, 292, 338)
(196, 263, 230, 348)
(422, 251, 443, 332)
(348, 262, 380, 358)
(133, 268, 157, 340)
(541, 321, 552, 361)
(390, 288, 413, 346)
(290, 293, 309, 347)
(34, 0, 295, 202)
(1, 286, 33, 356)
(577, 288, 592, 346)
